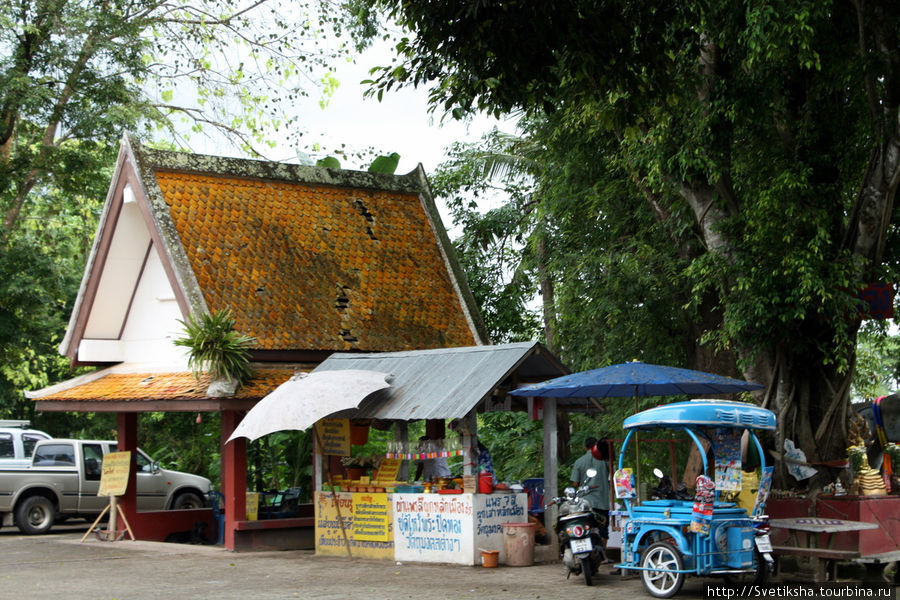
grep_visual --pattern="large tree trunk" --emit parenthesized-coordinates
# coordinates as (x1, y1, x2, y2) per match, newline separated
(534, 222, 571, 462)
(750, 346, 855, 489)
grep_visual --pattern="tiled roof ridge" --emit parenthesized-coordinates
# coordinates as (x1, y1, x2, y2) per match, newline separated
(58, 134, 489, 365)
(134, 141, 426, 194)
(123, 133, 489, 348)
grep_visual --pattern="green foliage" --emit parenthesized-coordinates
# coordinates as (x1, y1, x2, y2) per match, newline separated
(0, 154, 109, 421)
(476, 412, 544, 481)
(316, 156, 342, 169)
(140, 411, 222, 487)
(247, 430, 312, 501)
(853, 322, 900, 401)
(370, 0, 900, 470)
(367, 152, 400, 174)
(430, 130, 544, 343)
(174, 309, 255, 385)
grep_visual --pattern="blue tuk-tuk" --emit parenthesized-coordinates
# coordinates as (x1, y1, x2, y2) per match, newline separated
(615, 400, 776, 598)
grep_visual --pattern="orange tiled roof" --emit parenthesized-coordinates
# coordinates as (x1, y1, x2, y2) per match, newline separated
(39, 368, 296, 402)
(155, 171, 477, 352)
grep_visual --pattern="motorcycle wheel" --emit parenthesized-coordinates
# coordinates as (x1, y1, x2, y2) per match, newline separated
(640, 541, 685, 598)
(581, 556, 594, 586)
(724, 548, 770, 586)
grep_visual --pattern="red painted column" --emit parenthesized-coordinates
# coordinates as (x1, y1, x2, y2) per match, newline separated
(222, 409, 246, 550)
(116, 412, 139, 524)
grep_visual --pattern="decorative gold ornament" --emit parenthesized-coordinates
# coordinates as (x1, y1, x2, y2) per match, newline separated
(847, 445, 887, 496)
(846, 414, 886, 495)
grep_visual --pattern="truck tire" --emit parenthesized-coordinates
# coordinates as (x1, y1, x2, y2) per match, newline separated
(15, 495, 56, 535)
(172, 491, 204, 510)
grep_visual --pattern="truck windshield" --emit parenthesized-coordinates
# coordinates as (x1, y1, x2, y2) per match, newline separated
(33, 443, 75, 466)
(22, 433, 48, 458)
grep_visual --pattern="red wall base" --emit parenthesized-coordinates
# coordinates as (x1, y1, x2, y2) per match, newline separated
(126, 509, 215, 543)
(767, 495, 900, 556)
(817, 495, 900, 555)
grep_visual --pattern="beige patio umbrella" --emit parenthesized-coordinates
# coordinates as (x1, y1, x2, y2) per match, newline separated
(227, 369, 392, 442)
(226, 369, 392, 559)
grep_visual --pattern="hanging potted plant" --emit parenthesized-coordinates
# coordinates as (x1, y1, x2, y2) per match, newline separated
(174, 308, 255, 397)
(350, 419, 371, 446)
(341, 454, 380, 481)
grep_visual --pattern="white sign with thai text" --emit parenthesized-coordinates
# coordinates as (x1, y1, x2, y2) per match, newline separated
(391, 493, 527, 565)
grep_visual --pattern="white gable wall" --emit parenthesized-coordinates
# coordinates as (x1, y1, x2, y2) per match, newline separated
(82, 197, 148, 340)
(119, 247, 188, 364)
(77, 186, 189, 366)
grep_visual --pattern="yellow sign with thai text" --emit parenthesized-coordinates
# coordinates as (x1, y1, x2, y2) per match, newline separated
(316, 419, 350, 456)
(314, 491, 393, 558)
(98, 451, 131, 497)
(374, 458, 402, 482)
(353, 493, 392, 542)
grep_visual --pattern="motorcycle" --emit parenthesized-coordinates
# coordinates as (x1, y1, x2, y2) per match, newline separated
(545, 467, 606, 586)
(649, 468, 691, 501)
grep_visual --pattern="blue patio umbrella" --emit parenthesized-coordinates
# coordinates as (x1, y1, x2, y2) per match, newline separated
(509, 360, 764, 399)
(510, 361, 764, 496)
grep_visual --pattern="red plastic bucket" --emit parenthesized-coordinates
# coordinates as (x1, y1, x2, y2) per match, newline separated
(478, 472, 493, 493)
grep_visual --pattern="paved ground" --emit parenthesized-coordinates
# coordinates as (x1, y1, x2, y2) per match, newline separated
(0, 523, 886, 600)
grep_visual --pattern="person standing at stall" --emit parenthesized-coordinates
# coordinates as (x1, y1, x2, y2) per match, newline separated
(414, 435, 451, 481)
(571, 436, 611, 560)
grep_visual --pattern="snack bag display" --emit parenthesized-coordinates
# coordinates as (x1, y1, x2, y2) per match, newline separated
(690, 475, 715, 535)
(614, 468, 636, 499)
(713, 428, 742, 492)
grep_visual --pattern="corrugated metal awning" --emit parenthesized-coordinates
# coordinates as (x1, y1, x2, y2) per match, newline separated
(312, 342, 569, 420)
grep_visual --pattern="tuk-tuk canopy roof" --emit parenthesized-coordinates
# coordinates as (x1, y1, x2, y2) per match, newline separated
(623, 399, 776, 431)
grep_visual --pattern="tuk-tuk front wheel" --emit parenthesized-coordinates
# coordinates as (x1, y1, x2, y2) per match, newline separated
(641, 541, 685, 598)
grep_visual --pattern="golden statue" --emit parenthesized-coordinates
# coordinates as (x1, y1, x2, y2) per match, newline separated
(847, 413, 887, 496)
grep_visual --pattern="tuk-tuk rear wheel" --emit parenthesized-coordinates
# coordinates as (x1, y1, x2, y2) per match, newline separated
(641, 541, 685, 599)
(724, 548, 770, 586)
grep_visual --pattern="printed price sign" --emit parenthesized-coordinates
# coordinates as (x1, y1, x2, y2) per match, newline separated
(98, 451, 131, 497)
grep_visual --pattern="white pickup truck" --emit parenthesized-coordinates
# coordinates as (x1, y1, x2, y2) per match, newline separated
(0, 421, 52, 469)
(1, 437, 212, 534)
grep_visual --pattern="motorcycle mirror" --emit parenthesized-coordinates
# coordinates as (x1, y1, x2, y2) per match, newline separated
(585, 468, 597, 478)
(653, 468, 664, 479)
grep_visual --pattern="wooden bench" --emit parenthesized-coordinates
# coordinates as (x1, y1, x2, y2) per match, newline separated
(772, 545, 861, 582)
(772, 545, 860, 560)
(769, 518, 876, 582)
(852, 549, 900, 583)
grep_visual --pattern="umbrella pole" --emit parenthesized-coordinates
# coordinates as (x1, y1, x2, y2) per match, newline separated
(634, 390, 641, 504)
(314, 426, 353, 559)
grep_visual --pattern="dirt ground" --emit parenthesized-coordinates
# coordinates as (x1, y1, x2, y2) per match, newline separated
(0, 523, 888, 600)
(0, 523, 711, 600)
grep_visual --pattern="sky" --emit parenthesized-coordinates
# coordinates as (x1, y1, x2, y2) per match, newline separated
(275, 40, 514, 176)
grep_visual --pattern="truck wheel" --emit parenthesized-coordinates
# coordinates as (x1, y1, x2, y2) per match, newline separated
(172, 491, 204, 510)
(16, 496, 56, 535)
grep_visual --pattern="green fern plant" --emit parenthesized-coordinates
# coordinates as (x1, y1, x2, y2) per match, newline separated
(174, 308, 255, 385)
